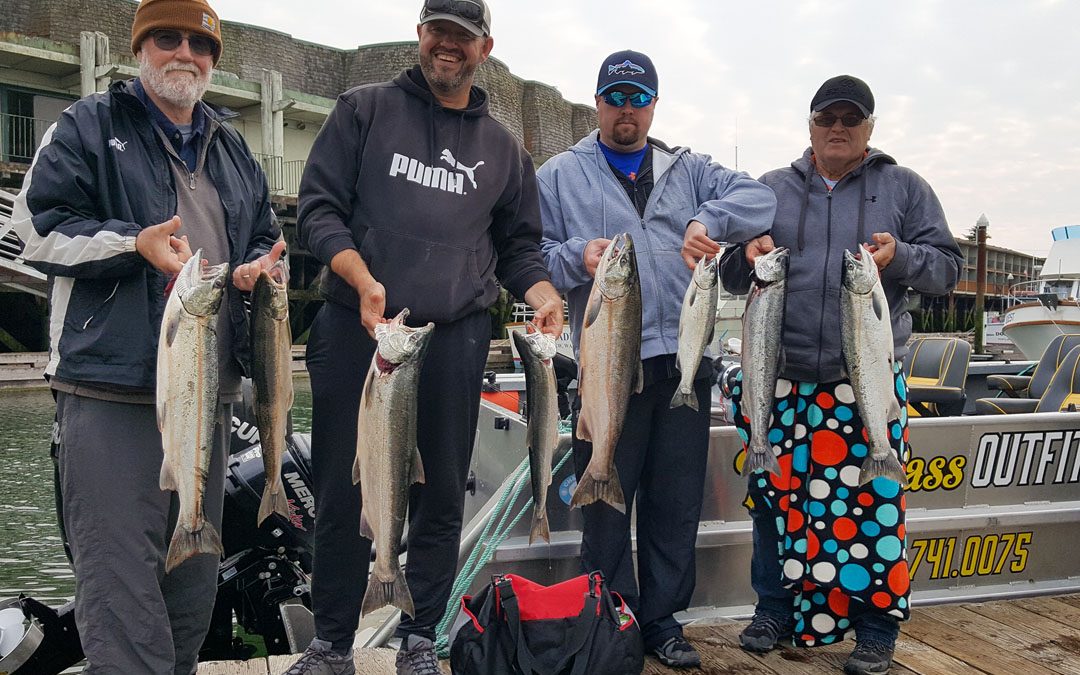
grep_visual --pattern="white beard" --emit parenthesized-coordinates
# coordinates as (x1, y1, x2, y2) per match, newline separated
(138, 52, 211, 110)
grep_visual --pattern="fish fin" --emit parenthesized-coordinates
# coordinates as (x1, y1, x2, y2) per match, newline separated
(163, 311, 180, 348)
(410, 447, 426, 485)
(159, 459, 177, 492)
(361, 569, 415, 618)
(360, 367, 376, 410)
(872, 291, 885, 322)
(257, 484, 291, 526)
(351, 453, 362, 485)
(584, 285, 603, 328)
(570, 465, 626, 514)
(669, 389, 699, 411)
(165, 521, 223, 574)
(888, 395, 903, 423)
(156, 399, 167, 433)
(859, 453, 908, 488)
(742, 446, 782, 478)
(529, 509, 551, 545)
(706, 319, 715, 347)
(359, 509, 374, 540)
(635, 360, 644, 394)
(576, 409, 593, 443)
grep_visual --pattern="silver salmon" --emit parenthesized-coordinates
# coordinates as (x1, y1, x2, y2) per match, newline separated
(840, 249, 907, 487)
(157, 250, 228, 573)
(740, 247, 788, 477)
(671, 255, 719, 411)
(251, 260, 294, 526)
(512, 329, 561, 544)
(573, 233, 643, 514)
(354, 309, 435, 618)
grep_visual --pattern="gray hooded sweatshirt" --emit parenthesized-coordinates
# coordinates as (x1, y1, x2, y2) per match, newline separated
(723, 147, 962, 383)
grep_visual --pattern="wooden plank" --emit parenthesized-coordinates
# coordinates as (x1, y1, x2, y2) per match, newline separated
(892, 632, 988, 675)
(907, 608, 1061, 675)
(1054, 594, 1080, 611)
(268, 650, 453, 674)
(960, 602, 1080, 675)
(653, 622, 789, 674)
(1012, 596, 1080, 629)
(197, 658, 268, 674)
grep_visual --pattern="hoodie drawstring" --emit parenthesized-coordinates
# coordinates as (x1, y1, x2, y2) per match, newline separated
(856, 175, 868, 250)
(593, 143, 608, 239)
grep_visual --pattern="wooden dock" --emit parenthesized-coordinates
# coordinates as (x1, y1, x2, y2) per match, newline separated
(197, 594, 1080, 674)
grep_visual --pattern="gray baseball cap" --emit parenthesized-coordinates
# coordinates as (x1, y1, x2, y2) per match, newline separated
(419, 0, 491, 37)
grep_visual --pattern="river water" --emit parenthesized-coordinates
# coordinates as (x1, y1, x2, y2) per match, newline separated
(0, 377, 312, 606)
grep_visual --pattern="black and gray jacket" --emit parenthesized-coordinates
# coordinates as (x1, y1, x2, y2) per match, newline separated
(12, 80, 279, 390)
(722, 147, 962, 383)
(297, 66, 549, 324)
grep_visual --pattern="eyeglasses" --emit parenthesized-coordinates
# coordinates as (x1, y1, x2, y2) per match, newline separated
(421, 0, 488, 32)
(151, 30, 217, 58)
(601, 91, 654, 108)
(812, 112, 867, 128)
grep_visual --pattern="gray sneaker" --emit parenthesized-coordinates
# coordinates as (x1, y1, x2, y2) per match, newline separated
(282, 638, 356, 675)
(395, 634, 441, 675)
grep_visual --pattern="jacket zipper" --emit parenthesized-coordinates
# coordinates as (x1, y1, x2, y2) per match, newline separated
(817, 189, 833, 378)
(82, 281, 121, 330)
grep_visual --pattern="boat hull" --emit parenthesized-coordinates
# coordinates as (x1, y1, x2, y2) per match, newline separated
(1002, 301, 1080, 359)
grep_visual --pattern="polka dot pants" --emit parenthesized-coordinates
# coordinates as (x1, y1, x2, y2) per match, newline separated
(732, 368, 911, 646)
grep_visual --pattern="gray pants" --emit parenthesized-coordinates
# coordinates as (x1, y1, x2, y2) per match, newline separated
(55, 392, 227, 674)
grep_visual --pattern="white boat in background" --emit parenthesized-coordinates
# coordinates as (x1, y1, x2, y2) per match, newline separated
(1002, 225, 1080, 359)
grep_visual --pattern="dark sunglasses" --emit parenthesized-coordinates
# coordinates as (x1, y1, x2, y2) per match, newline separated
(151, 30, 217, 58)
(601, 91, 654, 108)
(812, 112, 866, 128)
(421, 0, 487, 30)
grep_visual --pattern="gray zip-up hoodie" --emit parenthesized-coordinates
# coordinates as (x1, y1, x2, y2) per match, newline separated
(539, 131, 776, 360)
(724, 147, 962, 383)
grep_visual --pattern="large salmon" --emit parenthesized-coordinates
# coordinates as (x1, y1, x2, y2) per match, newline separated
(840, 249, 907, 487)
(157, 250, 228, 573)
(512, 329, 561, 544)
(251, 260, 293, 526)
(354, 309, 435, 618)
(740, 247, 788, 477)
(671, 254, 719, 411)
(572, 233, 643, 514)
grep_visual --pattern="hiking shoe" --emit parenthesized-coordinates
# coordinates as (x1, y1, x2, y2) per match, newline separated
(651, 635, 702, 668)
(844, 638, 894, 674)
(396, 634, 441, 675)
(739, 613, 793, 653)
(282, 638, 355, 675)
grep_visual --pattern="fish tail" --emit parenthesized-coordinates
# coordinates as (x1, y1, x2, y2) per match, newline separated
(669, 388, 699, 411)
(859, 454, 908, 488)
(257, 484, 291, 526)
(361, 570, 415, 619)
(165, 521, 223, 573)
(570, 468, 626, 514)
(529, 509, 550, 545)
(743, 446, 782, 477)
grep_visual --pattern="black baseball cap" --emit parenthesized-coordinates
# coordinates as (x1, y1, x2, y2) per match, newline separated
(596, 50, 658, 97)
(419, 0, 491, 37)
(811, 75, 874, 116)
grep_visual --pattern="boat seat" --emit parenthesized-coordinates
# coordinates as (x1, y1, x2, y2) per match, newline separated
(976, 345, 1080, 414)
(903, 337, 970, 417)
(986, 333, 1080, 398)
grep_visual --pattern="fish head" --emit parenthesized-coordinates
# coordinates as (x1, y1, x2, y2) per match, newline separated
(596, 232, 638, 299)
(522, 327, 559, 361)
(842, 248, 879, 294)
(752, 246, 789, 285)
(375, 308, 435, 368)
(174, 250, 228, 316)
(254, 260, 290, 321)
(693, 254, 719, 290)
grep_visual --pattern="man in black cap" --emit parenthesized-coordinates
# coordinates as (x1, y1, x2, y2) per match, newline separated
(285, 1, 563, 674)
(720, 75, 961, 675)
(539, 50, 776, 669)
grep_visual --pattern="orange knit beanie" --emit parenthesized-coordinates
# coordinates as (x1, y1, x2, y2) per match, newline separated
(131, 0, 222, 64)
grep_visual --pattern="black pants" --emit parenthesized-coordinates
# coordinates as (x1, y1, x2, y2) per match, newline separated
(306, 302, 489, 646)
(571, 364, 711, 649)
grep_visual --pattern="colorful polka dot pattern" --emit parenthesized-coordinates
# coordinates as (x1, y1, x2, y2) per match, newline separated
(731, 366, 911, 647)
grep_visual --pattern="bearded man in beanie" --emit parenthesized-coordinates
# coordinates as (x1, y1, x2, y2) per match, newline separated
(11, 0, 281, 671)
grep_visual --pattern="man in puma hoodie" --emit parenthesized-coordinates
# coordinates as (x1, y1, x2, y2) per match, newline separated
(289, 2, 563, 673)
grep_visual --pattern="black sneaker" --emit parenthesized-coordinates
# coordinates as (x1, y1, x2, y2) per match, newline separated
(738, 613, 793, 653)
(282, 638, 356, 675)
(844, 638, 894, 674)
(395, 635, 442, 675)
(651, 635, 701, 668)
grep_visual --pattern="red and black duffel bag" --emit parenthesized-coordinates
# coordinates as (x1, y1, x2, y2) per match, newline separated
(448, 571, 643, 675)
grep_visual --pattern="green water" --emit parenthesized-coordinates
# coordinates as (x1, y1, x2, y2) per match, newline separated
(0, 377, 312, 605)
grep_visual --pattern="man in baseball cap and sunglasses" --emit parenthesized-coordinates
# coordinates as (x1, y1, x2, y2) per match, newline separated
(538, 50, 776, 668)
(11, 0, 282, 671)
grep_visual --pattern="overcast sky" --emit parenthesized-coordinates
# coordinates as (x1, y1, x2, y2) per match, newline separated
(213, 0, 1080, 256)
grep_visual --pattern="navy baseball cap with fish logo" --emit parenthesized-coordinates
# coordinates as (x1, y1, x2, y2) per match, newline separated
(597, 49, 658, 96)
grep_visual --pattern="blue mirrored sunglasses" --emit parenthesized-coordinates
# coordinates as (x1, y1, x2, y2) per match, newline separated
(601, 91, 654, 108)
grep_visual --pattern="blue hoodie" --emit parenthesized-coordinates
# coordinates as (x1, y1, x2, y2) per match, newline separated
(538, 131, 776, 361)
